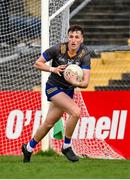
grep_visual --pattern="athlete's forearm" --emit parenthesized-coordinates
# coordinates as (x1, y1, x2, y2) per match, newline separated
(33, 61, 52, 72)
(34, 59, 66, 76)
(74, 80, 89, 88)
(77, 69, 90, 88)
(33, 55, 52, 72)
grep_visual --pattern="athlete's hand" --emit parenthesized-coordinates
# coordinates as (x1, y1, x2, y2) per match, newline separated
(51, 65, 67, 76)
(65, 72, 80, 87)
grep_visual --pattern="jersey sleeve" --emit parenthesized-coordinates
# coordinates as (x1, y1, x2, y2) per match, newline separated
(81, 52, 91, 70)
(42, 44, 60, 62)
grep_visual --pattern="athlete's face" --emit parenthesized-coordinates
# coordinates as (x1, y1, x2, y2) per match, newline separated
(68, 31, 84, 51)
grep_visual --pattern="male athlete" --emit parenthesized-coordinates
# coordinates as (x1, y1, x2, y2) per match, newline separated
(22, 24, 91, 162)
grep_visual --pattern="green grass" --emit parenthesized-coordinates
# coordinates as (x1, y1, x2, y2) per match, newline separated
(0, 150, 130, 179)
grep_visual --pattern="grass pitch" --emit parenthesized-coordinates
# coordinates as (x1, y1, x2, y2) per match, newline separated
(0, 150, 130, 179)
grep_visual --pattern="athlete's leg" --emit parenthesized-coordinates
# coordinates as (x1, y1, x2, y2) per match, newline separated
(22, 91, 80, 162)
(33, 102, 64, 142)
(51, 92, 81, 138)
(22, 100, 64, 162)
(51, 92, 80, 162)
(34, 91, 80, 142)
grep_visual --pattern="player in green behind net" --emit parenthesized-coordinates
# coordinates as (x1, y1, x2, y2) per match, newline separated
(22, 24, 91, 162)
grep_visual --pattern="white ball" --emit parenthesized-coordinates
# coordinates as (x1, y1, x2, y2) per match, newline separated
(64, 64, 83, 82)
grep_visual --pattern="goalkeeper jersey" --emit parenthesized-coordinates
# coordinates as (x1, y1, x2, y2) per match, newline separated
(42, 42, 91, 89)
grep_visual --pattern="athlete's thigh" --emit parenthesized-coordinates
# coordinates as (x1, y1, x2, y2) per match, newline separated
(45, 102, 64, 124)
(51, 92, 79, 115)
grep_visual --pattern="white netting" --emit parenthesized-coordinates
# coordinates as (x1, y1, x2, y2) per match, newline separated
(0, 0, 41, 155)
(50, 91, 125, 159)
(49, 0, 70, 45)
(0, 0, 125, 159)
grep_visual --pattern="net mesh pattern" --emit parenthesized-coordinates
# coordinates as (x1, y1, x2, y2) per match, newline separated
(50, 92, 124, 159)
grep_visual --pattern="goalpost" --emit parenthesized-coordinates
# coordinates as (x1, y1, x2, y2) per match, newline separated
(41, 0, 50, 151)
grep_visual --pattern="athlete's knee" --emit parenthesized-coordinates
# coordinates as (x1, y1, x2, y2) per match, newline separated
(44, 121, 55, 130)
(72, 107, 81, 119)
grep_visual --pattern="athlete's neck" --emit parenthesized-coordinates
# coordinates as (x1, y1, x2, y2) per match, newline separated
(67, 50, 77, 58)
(67, 45, 77, 58)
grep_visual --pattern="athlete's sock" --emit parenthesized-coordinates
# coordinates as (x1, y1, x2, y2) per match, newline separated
(63, 136, 71, 149)
(26, 138, 38, 153)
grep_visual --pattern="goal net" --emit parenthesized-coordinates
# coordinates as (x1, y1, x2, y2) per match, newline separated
(0, 0, 42, 155)
(0, 0, 125, 159)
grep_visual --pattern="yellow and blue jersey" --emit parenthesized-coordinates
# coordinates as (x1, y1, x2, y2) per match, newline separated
(42, 42, 91, 89)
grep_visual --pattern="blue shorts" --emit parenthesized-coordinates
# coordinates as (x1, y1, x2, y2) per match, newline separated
(45, 83, 74, 101)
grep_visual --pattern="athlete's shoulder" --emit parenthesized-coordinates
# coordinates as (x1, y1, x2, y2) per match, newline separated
(50, 43, 60, 51)
(80, 43, 90, 54)
(51, 42, 67, 53)
(60, 42, 68, 54)
(78, 43, 90, 59)
(45, 43, 61, 56)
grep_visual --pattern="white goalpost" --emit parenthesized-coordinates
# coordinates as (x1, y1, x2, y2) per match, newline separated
(41, 0, 50, 151)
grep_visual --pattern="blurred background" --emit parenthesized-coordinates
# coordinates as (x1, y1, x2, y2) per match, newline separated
(0, 0, 130, 92)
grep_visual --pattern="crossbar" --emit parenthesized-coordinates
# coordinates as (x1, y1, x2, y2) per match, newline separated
(49, 0, 75, 22)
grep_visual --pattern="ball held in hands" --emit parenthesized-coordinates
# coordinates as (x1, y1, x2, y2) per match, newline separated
(63, 64, 83, 83)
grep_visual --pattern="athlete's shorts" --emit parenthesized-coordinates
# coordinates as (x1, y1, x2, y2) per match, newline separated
(45, 83, 74, 101)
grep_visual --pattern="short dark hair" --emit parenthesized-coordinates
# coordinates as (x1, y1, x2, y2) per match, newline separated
(68, 24, 84, 36)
